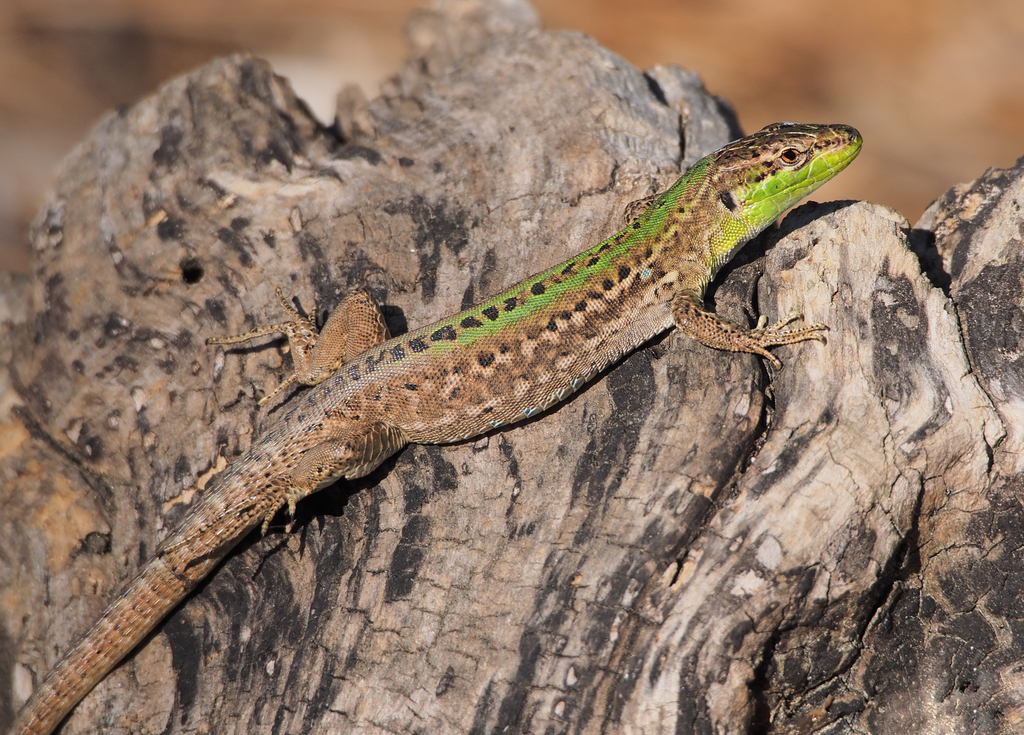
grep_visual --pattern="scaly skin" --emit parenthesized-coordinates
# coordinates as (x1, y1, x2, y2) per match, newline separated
(9, 122, 861, 735)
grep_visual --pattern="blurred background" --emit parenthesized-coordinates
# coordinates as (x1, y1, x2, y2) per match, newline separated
(1, 0, 1022, 274)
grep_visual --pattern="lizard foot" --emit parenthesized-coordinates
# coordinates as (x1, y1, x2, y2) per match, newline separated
(208, 286, 391, 406)
(672, 291, 828, 369)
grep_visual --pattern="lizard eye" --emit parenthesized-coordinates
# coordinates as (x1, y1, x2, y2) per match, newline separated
(778, 147, 804, 166)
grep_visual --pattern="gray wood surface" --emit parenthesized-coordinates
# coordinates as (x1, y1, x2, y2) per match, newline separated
(2, 1, 1021, 733)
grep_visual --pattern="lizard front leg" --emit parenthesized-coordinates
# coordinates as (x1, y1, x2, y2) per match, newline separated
(18, 291, 401, 734)
(671, 290, 828, 369)
(209, 287, 390, 405)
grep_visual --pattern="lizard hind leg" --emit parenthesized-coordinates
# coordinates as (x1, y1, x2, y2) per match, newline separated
(277, 420, 409, 530)
(208, 286, 391, 405)
(671, 290, 828, 369)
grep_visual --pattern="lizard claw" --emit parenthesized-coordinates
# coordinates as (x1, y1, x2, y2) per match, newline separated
(286, 493, 301, 532)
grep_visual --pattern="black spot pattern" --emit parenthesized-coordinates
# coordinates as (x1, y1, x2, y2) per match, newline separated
(365, 351, 386, 372)
(431, 325, 457, 342)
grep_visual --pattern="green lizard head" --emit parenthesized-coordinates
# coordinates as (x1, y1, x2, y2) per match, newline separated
(706, 122, 862, 270)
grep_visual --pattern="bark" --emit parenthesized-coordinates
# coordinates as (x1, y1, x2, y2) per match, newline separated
(0, 1, 1020, 733)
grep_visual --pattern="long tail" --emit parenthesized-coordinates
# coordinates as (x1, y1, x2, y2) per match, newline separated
(9, 546, 232, 735)
(9, 492, 265, 735)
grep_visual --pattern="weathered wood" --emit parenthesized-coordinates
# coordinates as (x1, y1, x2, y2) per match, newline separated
(1, 1, 1021, 733)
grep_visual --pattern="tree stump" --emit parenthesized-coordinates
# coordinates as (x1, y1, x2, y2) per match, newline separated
(2, 1, 1022, 733)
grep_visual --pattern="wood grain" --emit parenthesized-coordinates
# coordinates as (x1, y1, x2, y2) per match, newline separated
(1, 1, 1021, 733)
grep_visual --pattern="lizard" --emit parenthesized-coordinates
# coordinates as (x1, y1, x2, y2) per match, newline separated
(8, 121, 861, 735)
